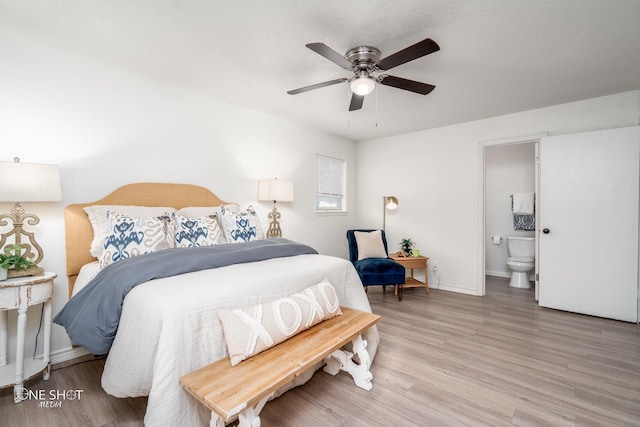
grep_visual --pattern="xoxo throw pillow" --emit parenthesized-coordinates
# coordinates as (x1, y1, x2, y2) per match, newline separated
(217, 279, 342, 365)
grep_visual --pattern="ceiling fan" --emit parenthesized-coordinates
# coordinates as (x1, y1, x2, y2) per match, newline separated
(287, 37, 440, 111)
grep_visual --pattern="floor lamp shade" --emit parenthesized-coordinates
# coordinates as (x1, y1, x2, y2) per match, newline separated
(383, 196, 398, 230)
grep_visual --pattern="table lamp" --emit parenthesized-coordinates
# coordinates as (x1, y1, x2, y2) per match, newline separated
(0, 158, 62, 275)
(258, 178, 294, 238)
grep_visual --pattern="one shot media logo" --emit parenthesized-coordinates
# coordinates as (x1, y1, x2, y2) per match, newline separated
(16, 388, 83, 408)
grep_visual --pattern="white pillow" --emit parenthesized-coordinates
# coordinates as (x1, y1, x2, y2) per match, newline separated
(176, 204, 240, 218)
(173, 213, 226, 248)
(99, 211, 175, 269)
(354, 230, 388, 260)
(84, 205, 176, 257)
(219, 205, 265, 243)
(217, 279, 342, 366)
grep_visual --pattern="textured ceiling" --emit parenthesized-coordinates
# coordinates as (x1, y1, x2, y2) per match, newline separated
(1, 0, 639, 141)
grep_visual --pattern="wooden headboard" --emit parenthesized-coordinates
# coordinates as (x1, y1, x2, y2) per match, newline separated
(64, 182, 230, 296)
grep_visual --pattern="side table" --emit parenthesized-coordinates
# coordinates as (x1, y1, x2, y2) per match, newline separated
(388, 254, 429, 300)
(0, 272, 56, 403)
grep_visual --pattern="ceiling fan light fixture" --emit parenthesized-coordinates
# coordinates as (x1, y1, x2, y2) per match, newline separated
(289, 38, 439, 111)
(350, 74, 376, 96)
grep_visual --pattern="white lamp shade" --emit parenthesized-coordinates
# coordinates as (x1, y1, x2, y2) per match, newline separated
(258, 179, 294, 202)
(0, 160, 62, 202)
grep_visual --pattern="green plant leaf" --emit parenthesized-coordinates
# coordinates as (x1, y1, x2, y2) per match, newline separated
(0, 245, 35, 270)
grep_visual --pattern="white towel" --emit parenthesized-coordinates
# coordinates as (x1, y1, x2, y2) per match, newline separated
(512, 192, 535, 214)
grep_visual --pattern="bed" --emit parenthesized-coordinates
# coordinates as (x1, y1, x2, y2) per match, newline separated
(57, 183, 378, 426)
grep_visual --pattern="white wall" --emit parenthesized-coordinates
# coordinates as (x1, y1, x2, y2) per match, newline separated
(485, 143, 536, 277)
(0, 34, 357, 362)
(357, 90, 640, 295)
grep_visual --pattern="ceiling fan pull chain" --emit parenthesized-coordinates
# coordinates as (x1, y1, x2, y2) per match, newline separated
(347, 83, 351, 128)
(375, 86, 379, 127)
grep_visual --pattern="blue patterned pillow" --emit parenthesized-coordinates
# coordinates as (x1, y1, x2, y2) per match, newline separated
(220, 205, 264, 243)
(99, 212, 175, 268)
(174, 213, 225, 248)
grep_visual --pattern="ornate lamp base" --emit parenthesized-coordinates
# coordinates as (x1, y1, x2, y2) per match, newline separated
(7, 265, 45, 279)
(265, 204, 283, 238)
(0, 202, 45, 272)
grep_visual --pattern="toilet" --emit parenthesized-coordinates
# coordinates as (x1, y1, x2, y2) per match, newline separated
(506, 236, 535, 288)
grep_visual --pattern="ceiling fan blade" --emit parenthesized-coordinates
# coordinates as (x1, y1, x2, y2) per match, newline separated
(349, 93, 364, 111)
(287, 78, 348, 95)
(379, 75, 435, 95)
(376, 38, 440, 71)
(306, 43, 353, 70)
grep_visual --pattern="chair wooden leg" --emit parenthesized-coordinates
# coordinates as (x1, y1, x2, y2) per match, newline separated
(397, 285, 403, 301)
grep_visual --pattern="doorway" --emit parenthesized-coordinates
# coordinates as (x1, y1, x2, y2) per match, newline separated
(477, 134, 545, 297)
(479, 127, 639, 322)
(484, 143, 536, 287)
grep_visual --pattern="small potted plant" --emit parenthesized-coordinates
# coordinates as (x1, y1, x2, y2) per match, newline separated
(399, 238, 415, 257)
(0, 245, 36, 281)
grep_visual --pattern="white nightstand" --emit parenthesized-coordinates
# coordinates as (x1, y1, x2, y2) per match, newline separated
(0, 272, 56, 403)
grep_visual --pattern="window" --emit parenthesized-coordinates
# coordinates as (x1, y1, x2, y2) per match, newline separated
(315, 155, 346, 212)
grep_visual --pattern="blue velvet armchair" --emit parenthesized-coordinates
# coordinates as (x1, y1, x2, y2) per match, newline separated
(346, 229, 406, 300)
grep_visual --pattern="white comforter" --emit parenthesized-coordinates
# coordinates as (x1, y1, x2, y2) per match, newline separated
(94, 254, 376, 426)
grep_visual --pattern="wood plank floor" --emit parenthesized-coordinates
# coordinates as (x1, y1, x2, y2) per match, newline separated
(2, 277, 639, 426)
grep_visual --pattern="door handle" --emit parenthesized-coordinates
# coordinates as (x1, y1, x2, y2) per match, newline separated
(542, 228, 550, 234)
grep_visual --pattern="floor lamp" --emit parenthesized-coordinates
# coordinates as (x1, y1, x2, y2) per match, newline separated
(258, 178, 294, 238)
(383, 196, 398, 230)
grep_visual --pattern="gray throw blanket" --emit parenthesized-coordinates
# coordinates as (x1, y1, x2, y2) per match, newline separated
(54, 238, 317, 355)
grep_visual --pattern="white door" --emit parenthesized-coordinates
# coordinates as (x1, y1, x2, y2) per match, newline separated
(538, 126, 639, 322)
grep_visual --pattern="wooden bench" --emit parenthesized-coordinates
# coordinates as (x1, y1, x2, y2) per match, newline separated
(180, 307, 380, 427)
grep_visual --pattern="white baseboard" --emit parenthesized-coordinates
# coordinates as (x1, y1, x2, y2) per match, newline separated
(50, 346, 90, 365)
(486, 270, 510, 278)
(436, 283, 481, 296)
